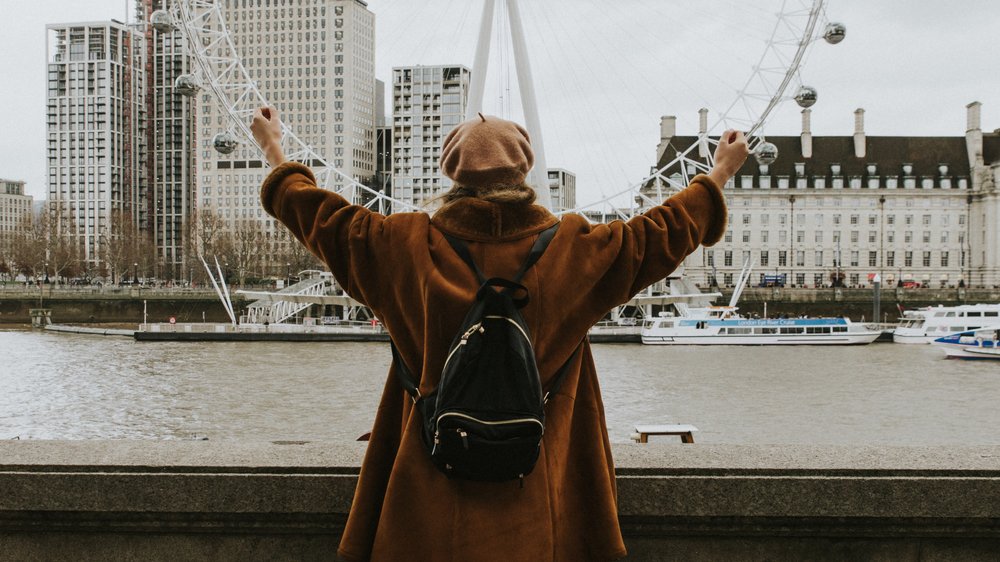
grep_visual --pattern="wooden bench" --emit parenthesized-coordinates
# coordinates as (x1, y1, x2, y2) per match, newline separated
(632, 424, 698, 444)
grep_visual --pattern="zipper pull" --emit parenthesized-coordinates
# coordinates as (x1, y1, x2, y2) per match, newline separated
(431, 430, 440, 455)
(458, 429, 469, 450)
(460, 322, 482, 344)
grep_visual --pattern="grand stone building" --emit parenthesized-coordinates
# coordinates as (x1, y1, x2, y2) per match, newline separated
(652, 103, 1000, 289)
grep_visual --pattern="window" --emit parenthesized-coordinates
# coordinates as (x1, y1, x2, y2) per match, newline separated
(761, 231, 769, 243)
(724, 251, 733, 267)
(851, 231, 859, 243)
(905, 214, 913, 225)
(778, 251, 787, 266)
(941, 252, 949, 267)
(760, 250, 769, 267)
(833, 215, 841, 225)
(850, 251, 859, 267)
(705, 250, 714, 266)
(905, 231, 912, 243)
(742, 214, 751, 225)
(850, 214, 859, 225)
(905, 251, 913, 267)
(815, 231, 823, 243)
(869, 251, 878, 267)
(742, 231, 751, 243)
(887, 251, 895, 267)
(923, 251, 932, 267)
(814, 273, 824, 287)
(815, 250, 823, 267)
(796, 251, 805, 267)
(923, 231, 931, 244)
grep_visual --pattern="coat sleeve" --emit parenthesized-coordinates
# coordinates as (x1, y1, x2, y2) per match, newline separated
(259, 161, 386, 308)
(568, 174, 727, 315)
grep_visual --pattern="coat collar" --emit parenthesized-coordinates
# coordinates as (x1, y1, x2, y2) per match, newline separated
(430, 197, 559, 242)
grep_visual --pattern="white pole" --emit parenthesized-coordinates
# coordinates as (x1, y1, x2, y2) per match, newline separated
(505, 0, 551, 208)
(465, 0, 495, 120)
(214, 257, 237, 325)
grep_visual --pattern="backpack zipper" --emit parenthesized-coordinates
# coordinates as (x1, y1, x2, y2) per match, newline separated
(436, 411, 544, 433)
(441, 322, 484, 376)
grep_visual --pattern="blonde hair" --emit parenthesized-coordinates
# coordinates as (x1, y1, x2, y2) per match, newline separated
(431, 182, 537, 211)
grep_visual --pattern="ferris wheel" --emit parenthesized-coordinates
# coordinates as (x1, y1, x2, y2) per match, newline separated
(152, 0, 846, 219)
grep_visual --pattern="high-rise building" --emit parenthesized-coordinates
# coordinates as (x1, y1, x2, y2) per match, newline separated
(196, 0, 376, 240)
(0, 179, 33, 237)
(547, 168, 576, 212)
(46, 21, 146, 270)
(138, 0, 197, 277)
(391, 65, 471, 206)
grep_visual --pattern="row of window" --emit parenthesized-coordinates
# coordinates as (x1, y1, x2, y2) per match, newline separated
(727, 229, 963, 245)
(708, 249, 963, 269)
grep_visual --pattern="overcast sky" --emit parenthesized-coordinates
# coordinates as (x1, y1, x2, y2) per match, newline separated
(1, 0, 998, 204)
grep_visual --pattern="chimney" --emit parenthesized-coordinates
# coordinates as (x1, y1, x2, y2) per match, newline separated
(655, 115, 676, 163)
(800, 109, 813, 158)
(853, 108, 866, 158)
(966, 102, 984, 190)
(698, 108, 709, 158)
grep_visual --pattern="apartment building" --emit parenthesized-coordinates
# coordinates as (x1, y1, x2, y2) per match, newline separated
(0, 179, 33, 237)
(45, 21, 146, 268)
(391, 65, 471, 207)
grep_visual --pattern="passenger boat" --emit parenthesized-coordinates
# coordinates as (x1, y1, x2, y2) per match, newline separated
(931, 326, 1000, 360)
(641, 314, 880, 345)
(892, 304, 1000, 344)
(640, 258, 880, 345)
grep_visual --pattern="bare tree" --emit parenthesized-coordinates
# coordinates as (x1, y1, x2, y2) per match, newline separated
(100, 210, 140, 285)
(44, 200, 80, 284)
(8, 214, 46, 282)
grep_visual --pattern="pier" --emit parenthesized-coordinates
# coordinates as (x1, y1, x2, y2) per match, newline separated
(2, 441, 998, 561)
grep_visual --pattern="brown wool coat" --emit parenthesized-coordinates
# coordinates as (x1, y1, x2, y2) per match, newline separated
(260, 162, 728, 562)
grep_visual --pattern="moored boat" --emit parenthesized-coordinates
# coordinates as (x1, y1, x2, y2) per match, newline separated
(893, 303, 1000, 344)
(641, 315, 880, 345)
(931, 326, 1000, 360)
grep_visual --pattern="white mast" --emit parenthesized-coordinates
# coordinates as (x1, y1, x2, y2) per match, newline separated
(465, 0, 495, 120)
(505, 0, 551, 208)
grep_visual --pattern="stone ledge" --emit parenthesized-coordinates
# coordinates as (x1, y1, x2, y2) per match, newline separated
(2, 442, 1000, 561)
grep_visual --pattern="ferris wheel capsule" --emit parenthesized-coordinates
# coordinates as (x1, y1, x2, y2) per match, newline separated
(174, 74, 200, 97)
(213, 132, 239, 155)
(150, 10, 176, 33)
(794, 85, 818, 108)
(754, 142, 778, 165)
(823, 22, 846, 44)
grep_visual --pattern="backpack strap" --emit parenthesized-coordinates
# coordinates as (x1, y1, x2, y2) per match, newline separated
(390, 338, 421, 403)
(444, 222, 560, 286)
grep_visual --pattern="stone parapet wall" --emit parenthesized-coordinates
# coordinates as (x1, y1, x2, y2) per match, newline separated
(2, 442, 999, 561)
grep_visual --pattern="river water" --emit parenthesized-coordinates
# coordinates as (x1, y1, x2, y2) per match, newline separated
(2, 329, 998, 445)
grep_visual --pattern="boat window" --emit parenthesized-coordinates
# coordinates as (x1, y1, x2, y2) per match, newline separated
(779, 327, 802, 334)
(729, 327, 752, 335)
(968, 311, 982, 317)
(950, 327, 965, 332)
(985, 312, 998, 317)
(833, 326, 848, 333)
(936, 312, 948, 317)
(757, 327, 778, 334)
(945, 312, 956, 317)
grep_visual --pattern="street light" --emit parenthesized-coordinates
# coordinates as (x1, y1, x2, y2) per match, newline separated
(286, 263, 291, 286)
(133, 262, 139, 284)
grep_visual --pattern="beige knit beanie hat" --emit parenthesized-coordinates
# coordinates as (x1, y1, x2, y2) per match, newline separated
(439, 113, 534, 186)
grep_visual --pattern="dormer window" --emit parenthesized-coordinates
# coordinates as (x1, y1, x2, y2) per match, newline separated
(830, 163, 841, 175)
(759, 164, 770, 175)
(938, 164, 949, 175)
(902, 163, 913, 175)
(794, 163, 805, 176)
(866, 163, 877, 175)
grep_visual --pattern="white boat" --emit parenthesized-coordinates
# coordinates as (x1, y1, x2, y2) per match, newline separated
(892, 304, 1000, 344)
(640, 258, 880, 346)
(931, 326, 1000, 360)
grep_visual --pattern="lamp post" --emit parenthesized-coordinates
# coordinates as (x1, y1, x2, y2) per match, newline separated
(286, 263, 291, 286)
(788, 194, 796, 287)
(133, 262, 138, 284)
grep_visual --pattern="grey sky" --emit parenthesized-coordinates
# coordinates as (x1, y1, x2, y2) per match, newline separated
(1, 0, 998, 204)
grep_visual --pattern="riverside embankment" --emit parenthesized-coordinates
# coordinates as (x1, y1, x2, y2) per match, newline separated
(3, 284, 999, 324)
(2, 441, 999, 561)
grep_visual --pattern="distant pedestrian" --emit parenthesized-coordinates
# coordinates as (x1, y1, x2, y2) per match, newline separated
(252, 106, 748, 561)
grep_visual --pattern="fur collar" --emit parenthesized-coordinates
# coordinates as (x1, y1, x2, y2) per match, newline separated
(430, 197, 559, 242)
